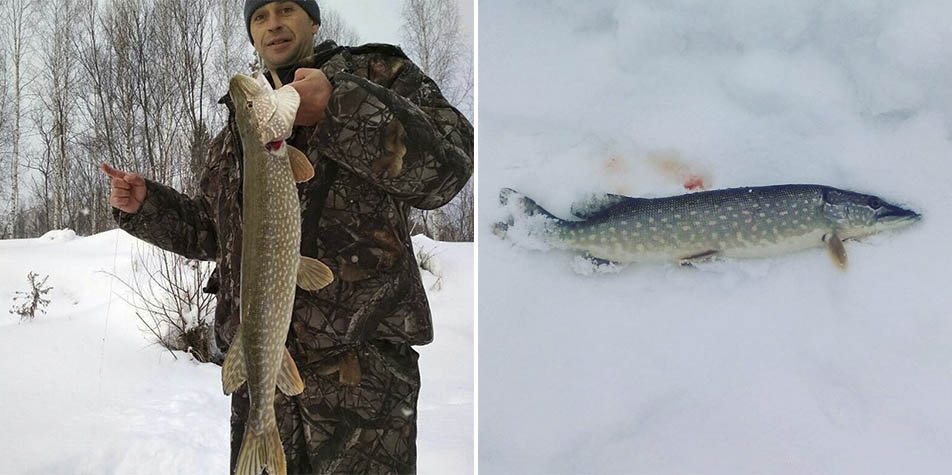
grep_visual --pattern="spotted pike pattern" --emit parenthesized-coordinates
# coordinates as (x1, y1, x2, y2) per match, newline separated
(231, 341, 420, 474)
(498, 184, 919, 266)
(113, 40, 473, 473)
(558, 186, 833, 262)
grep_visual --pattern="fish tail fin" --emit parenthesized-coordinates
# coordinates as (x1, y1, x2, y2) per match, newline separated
(499, 188, 560, 220)
(493, 188, 564, 248)
(235, 423, 286, 475)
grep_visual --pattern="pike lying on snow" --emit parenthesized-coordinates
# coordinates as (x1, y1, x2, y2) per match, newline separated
(221, 73, 334, 475)
(494, 185, 920, 269)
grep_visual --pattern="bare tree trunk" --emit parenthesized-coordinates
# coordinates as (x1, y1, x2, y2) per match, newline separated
(401, 0, 461, 89)
(3, 0, 32, 238)
(37, 0, 80, 230)
(13, 0, 264, 236)
(401, 0, 473, 241)
(316, 7, 362, 46)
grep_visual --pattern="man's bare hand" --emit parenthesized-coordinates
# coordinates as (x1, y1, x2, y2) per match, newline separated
(101, 163, 147, 214)
(288, 68, 331, 127)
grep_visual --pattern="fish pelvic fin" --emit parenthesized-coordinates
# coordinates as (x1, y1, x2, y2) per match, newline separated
(222, 326, 247, 395)
(297, 256, 334, 291)
(678, 250, 720, 266)
(235, 423, 286, 475)
(277, 348, 305, 396)
(824, 231, 848, 270)
(288, 145, 314, 182)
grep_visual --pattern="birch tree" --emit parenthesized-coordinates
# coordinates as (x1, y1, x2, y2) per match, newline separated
(1, 0, 33, 237)
(35, 0, 82, 230)
(401, 0, 474, 241)
(316, 7, 361, 46)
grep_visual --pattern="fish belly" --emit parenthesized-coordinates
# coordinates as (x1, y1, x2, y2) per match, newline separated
(240, 152, 301, 431)
(557, 195, 829, 263)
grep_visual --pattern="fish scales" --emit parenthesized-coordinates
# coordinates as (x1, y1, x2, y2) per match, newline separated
(560, 186, 827, 262)
(240, 132, 299, 429)
(497, 184, 919, 267)
(222, 73, 333, 475)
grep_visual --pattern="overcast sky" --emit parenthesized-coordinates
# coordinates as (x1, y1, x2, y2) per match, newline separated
(320, 0, 474, 47)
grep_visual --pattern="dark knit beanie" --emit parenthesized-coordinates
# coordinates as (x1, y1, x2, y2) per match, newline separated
(245, 0, 321, 43)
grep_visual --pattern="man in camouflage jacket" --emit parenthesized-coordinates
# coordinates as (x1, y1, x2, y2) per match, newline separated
(101, 1, 473, 472)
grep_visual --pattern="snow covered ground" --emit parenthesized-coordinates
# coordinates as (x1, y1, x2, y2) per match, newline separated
(479, 1, 952, 473)
(0, 230, 472, 474)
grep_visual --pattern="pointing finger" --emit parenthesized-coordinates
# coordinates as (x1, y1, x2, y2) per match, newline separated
(101, 163, 126, 179)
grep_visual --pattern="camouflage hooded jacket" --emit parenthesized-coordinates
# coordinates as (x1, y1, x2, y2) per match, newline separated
(114, 41, 473, 356)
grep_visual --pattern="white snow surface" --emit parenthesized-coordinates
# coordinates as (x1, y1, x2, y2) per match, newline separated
(0, 231, 472, 474)
(479, 1, 952, 474)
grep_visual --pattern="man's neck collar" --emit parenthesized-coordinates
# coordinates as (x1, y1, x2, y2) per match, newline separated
(266, 40, 340, 88)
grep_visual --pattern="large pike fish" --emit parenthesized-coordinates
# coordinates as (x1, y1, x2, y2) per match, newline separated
(494, 184, 920, 269)
(222, 73, 333, 475)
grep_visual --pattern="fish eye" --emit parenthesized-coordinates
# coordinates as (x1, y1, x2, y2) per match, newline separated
(868, 197, 882, 209)
(246, 101, 253, 109)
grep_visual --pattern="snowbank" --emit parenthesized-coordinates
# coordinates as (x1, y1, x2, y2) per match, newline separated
(0, 230, 473, 474)
(480, 1, 952, 473)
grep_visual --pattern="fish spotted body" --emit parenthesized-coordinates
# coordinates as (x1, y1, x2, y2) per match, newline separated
(495, 184, 920, 268)
(222, 73, 333, 475)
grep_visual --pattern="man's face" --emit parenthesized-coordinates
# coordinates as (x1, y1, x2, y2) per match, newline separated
(250, 2, 318, 69)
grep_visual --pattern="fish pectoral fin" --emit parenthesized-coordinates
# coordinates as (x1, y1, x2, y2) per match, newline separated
(288, 145, 315, 182)
(269, 85, 301, 137)
(582, 254, 621, 267)
(823, 232, 848, 270)
(679, 250, 719, 266)
(297, 256, 334, 290)
(277, 348, 305, 396)
(221, 326, 247, 395)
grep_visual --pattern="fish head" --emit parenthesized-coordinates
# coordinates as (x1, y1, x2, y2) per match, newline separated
(821, 188, 921, 239)
(228, 73, 301, 146)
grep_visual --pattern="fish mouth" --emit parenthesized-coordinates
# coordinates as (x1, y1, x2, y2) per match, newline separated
(228, 74, 260, 100)
(874, 205, 921, 229)
(878, 206, 921, 221)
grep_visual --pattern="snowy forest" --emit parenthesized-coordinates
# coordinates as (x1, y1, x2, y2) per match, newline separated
(0, 0, 474, 241)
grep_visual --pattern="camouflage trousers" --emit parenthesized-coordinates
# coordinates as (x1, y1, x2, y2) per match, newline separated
(230, 341, 421, 475)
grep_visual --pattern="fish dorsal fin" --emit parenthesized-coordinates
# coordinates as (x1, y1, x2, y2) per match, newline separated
(276, 348, 305, 396)
(297, 255, 334, 290)
(571, 193, 648, 220)
(288, 145, 314, 182)
(221, 325, 247, 395)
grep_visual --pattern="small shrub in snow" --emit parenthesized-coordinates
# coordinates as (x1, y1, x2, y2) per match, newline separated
(9, 272, 53, 322)
(109, 244, 220, 364)
(415, 246, 444, 291)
